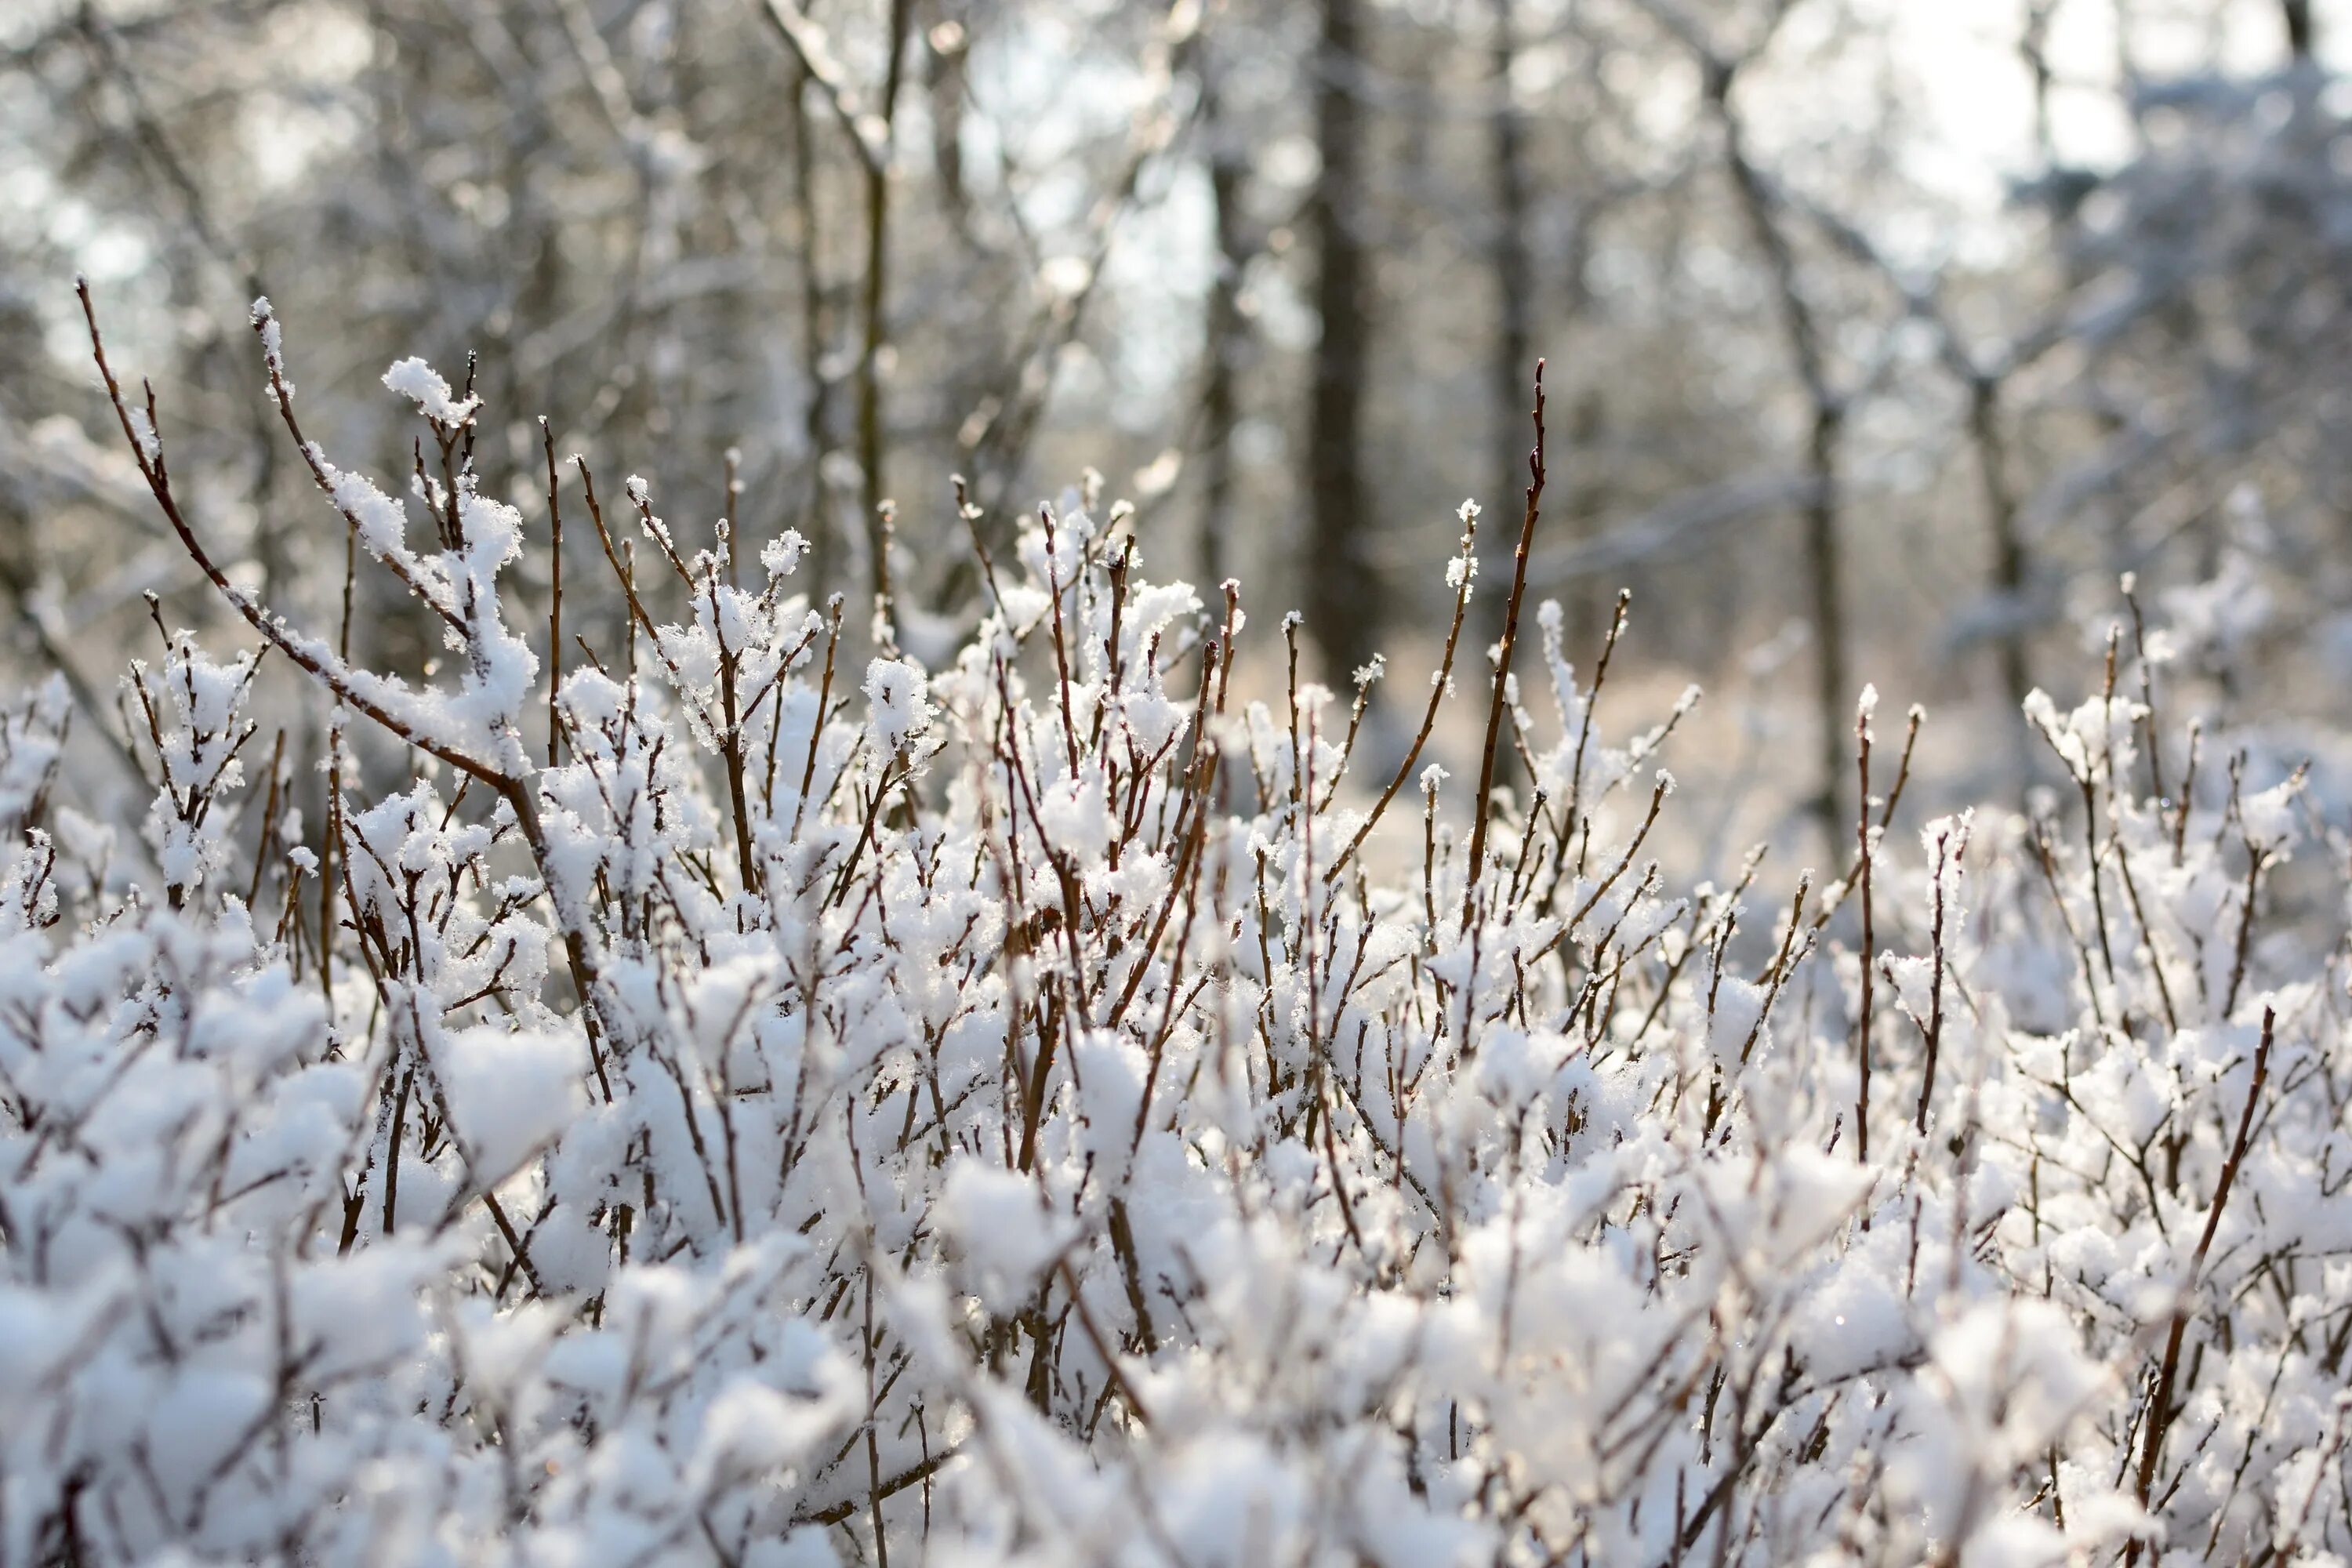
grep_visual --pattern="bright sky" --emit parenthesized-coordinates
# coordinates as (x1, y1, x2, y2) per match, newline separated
(1896, 0, 2352, 181)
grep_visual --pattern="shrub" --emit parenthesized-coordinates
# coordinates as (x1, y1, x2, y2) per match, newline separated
(0, 293, 2343, 1566)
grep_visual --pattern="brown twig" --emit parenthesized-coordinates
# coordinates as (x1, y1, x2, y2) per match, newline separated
(1463, 359, 1547, 924)
(1325, 510, 1481, 884)
(1855, 695, 1875, 1162)
(542, 421, 565, 771)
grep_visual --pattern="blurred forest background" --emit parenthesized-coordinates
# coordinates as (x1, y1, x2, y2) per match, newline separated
(4, 0, 2350, 866)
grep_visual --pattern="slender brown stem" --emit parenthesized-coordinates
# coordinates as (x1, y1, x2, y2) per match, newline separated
(542, 420, 564, 771)
(1855, 697, 1874, 1163)
(1325, 516, 1480, 884)
(793, 597, 845, 843)
(1915, 822, 1964, 1135)
(1463, 359, 1546, 924)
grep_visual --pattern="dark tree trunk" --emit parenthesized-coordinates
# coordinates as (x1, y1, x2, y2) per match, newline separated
(1969, 376, 2034, 789)
(1198, 45, 1247, 590)
(1486, 0, 1533, 647)
(789, 58, 836, 595)
(929, 11, 967, 223)
(2285, 0, 2314, 60)
(1708, 60, 1850, 829)
(857, 0, 916, 608)
(1306, 0, 1380, 679)
(1802, 405, 1849, 829)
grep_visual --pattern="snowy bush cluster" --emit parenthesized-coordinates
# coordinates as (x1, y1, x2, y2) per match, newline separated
(2, 299, 2349, 1568)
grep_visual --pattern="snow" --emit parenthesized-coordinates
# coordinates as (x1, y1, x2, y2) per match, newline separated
(249, 296, 287, 390)
(862, 656, 931, 753)
(431, 1024, 590, 1185)
(16, 344, 2352, 1565)
(761, 528, 809, 580)
(125, 406, 160, 463)
(319, 452, 414, 561)
(382, 355, 480, 424)
(938, 1160, 1076, 1312)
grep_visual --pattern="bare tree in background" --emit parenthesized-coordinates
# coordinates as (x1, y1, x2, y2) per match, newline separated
(9, 0, 2352, 855)
(1485, 0, 1534, 646)
(2285, 0, 2314, 60)
(760, 0, 916, 606)
(859, 0, 915, 604)
(1196, 24, 1251, 590)
(1306, 0, 1380, 678)
(1655, 3, 1857, 827)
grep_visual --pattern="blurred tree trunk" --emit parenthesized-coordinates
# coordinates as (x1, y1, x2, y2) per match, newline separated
(791, 56, 837, 595)
(1554, 32, 1606, 650)
(1969, 376, 2034, 786)
(1306, 0, 1380, 678)
(2020, 2, 2056, 154)
(1486, 0, 1532, 646)
(2284, 0, 2314, 59)
(1197, 42, 1247, 590)
(858, 0, 917, 607)
(1706, 56, 1849, 829)
(929, 9, 967, 223)
(1799, 408, 1849, 829)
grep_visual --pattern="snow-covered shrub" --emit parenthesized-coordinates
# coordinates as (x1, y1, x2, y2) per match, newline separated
(4, 292, 2346, 1566)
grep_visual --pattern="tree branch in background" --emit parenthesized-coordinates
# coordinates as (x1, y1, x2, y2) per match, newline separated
(1639, 0, 1853, 829)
